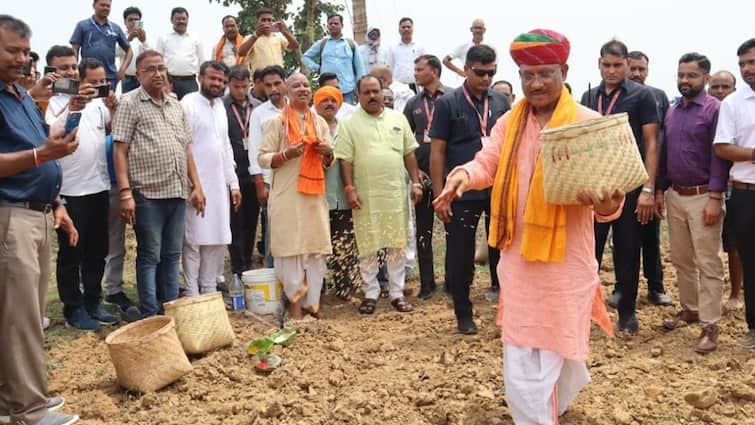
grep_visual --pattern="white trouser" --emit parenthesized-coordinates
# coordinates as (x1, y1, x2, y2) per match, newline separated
(216, 248, 226, 283)
(275, 254, 326, 311)
(182, 243, 225, 297)
(503, 344, 590, 425)
(405, 182, 417, 273)
(360, 248, 406, 300)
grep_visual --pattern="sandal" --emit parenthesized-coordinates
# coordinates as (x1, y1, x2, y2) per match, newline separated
(380, 287, 389, 298)
(391, 297, 414, 313)
(359, 298, 377, 315)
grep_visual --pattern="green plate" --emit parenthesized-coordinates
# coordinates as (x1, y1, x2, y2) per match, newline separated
(252, 353, 282, 372)
(270, 327, 297, 346)
(247, 337, 274, 356)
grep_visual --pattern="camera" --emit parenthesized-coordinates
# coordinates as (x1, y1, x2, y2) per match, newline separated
(22, 60, 32, 76)
(52, 78, 80, 95)
(94, 85, 110, 98)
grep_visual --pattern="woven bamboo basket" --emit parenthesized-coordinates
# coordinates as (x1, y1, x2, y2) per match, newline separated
(163, 292, 235, 354)
(540, 112, 648, 205)
(105, 316, 192, 392)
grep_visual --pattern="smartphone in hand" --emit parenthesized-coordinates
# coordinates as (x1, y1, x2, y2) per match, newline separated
(64, 112, 82, 137)
(44, 66, 56, 75)
(52, 78, 80, 95)
(271, 23, 280, 32)
(93, 85, 110, 98)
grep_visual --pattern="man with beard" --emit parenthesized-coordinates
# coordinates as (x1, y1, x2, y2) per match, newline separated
(624, 50, 673, 308)
(248, 65, 287, 267)
(656, 53, 726, 353)
(713, 38, 755, 348)
(113, 50, 206, 317)
(580, 40, 660, 333)
(336, 75, 423, 315)
(180, 61, 240, 296)
(258, 73, 333, 320)
(213, 15, 245, 68)
(156, 7, 205, 100)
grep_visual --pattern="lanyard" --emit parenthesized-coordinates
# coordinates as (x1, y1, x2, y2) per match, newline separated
(89, 17, 114, 37)
(422, 92, 441, 132)
(461, 85, 489, 137)
(231, 103, 251, 139)
(597, 87, 622, 116)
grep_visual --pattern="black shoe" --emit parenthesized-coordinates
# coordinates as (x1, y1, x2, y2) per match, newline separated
(104, 292, 141, 323)
(457, 317, 478, 335)
(606, 291, 620, 309)
(86, 304, 119, 325)
(418, 284, 437, 300)
(618, 314, 639, 334)
(647, 291, 673, 306)
(484, 288, 500, 302)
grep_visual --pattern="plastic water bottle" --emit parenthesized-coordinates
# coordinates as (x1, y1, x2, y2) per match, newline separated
(229, 274, 245, 311)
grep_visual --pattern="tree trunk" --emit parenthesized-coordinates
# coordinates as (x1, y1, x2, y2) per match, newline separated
(352, 0, 367, 44)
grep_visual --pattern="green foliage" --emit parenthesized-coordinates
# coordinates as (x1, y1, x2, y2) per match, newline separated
(211, 0, 343, 74)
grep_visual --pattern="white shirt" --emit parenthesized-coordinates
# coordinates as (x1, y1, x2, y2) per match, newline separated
(181, 92, 239, 245)
(248, 100, 284, 183)
(116, 37, 149, 76)
(155, 31, 205, 76)
(336, 102, 356, 120)
(714, 84, 755, 184)
(390, 81, 414, 114)
(45, 95, 110, 196)
(389, 41, 425, 84)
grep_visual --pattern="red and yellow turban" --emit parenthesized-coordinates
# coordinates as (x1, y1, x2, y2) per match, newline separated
(510, 29, 570, 66)
(313, 86, 343, 107)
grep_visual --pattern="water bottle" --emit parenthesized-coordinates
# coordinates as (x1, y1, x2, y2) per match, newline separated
(229, 274, 245, 311)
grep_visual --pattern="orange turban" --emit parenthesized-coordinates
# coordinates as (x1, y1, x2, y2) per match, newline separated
(314, 86, 343, 107)
(510, 29, 570, 66)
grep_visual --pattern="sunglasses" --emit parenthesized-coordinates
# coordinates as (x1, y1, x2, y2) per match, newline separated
(471, 67, 496, 78)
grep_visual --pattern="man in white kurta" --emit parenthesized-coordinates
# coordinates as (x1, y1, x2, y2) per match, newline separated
(181, 62, 240, 297)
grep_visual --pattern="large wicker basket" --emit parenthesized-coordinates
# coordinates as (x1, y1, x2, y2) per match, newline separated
(105, 316, 192, 392)
(163, 292, 235, 354)
(540, 112, 648, 205)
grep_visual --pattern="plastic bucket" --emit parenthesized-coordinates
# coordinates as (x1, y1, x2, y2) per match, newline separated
(242, 268, 282, 315)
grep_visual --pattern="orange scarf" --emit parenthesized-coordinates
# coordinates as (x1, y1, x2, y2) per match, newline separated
(282, 106, 325, 195)
(215, 34, 246, 65)
(488, 87, 576, 262)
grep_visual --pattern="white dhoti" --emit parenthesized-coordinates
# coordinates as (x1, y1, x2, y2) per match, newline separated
(275, 254, 326, 312)
(503, 344, 591, 425)
(182, 243, 225, 297)
(360, 248, 406, 300)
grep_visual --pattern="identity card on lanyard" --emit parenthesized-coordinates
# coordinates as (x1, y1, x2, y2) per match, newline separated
(231, 103, 252, 149)
(422, 96, 435, 143)
(462, 85, 490, 147)
(597, 88, 622, 116)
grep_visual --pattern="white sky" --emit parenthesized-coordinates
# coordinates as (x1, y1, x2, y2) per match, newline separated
(7, 0, 749, 98)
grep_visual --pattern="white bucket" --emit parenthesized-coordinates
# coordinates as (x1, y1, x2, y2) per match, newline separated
(242, 268, 282, 316)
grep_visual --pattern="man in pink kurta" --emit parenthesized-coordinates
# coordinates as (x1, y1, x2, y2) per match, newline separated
(434, 29, 624, 424)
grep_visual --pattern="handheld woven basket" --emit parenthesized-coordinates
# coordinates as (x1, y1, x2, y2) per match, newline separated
(540, 112, 648, 205)
(105, 316, 192, 392)
(163, 292, 235, 354)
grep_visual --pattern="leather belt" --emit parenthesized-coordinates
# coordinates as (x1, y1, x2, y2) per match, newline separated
(672, 184, 709, 196)
(0, 199, 52, 213)
(732, 181, 755, 191)
(168, 74, 196, 80)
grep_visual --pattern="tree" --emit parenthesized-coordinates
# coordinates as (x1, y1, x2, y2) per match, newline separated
(211, 0, 343, 74)
(351, 0, 367, 44)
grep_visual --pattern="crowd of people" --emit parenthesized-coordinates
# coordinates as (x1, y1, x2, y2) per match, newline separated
(1, 1, 754, 423)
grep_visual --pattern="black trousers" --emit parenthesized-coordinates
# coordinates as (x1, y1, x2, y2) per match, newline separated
(228, 177, 260, 274)
(640, 217, 665, 294)
(730, 188, 755, 330)
(56, 191, 109, 317)
(170, 76, 198, 100)
(595, 189, 641, 318)
(328, 209, 361, 296)
(415, 185, 436, 289)
(445, 199, 501, 320)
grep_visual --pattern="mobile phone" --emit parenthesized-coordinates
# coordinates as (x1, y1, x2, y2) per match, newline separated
(52, 78, 80, 95)
(22, 60, 32, 76)
(271, 23, 280, 32)
(94, 85, 110, 98)
(44, 66, 56, 75)
(135, 20, 143, 30)
(64, 112, 82, 137)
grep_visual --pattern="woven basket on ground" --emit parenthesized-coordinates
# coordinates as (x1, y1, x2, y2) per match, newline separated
(163, 292, 235, 354)
(105, 316, 192, 392)
(540, 112, 648, 205)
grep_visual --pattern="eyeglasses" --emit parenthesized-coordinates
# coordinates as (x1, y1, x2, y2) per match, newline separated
(140, 66, 168, 74)
(471, 67, 496, 78)
(519, 69, 560, 84)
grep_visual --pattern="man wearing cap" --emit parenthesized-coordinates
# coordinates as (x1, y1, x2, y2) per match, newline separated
(435, 29, 623, 423)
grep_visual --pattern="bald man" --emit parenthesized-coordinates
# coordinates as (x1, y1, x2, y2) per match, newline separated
(369, 64, 413, 112)
(709, 70, 736, 101)
(443, 18, 487, 78)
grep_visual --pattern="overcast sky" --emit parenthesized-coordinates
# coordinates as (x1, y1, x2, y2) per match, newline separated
(8, 0, 749, 98)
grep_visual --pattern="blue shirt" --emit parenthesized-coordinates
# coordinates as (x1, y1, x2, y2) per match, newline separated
(105, 134, 116, 184)
(302, 37, 366, 94)
(70, 16, 130, 80)
(0, 81, 62, 203)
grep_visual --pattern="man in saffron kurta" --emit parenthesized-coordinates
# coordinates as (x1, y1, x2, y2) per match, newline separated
(434, 29, 623, 424)
(258, 73, 333, 320)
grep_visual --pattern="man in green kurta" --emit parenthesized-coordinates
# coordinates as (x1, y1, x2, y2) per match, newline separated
(335, 75, 423, 314)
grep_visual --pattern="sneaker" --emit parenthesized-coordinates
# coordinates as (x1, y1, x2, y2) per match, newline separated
(618, 313, 639, 334)
(606, 291, 620, 309)
(0, 397, 66, 424)
(65, 307, 101, 331)
(418, 284, 437, 300)
(42, 316, 51, 330)
(37, 412, 79, 425)
(457, 317, 478, 335)
(647, 291, 673, 306)
(484, 288, 499, 302)
(86, 304, 119, 325)
(738, 330, 755, 349)
(104, 292, 141, 323)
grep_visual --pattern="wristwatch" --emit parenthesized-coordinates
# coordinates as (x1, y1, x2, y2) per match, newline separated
(412, 182, 424, 190)
(641, 187, 654, 194)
